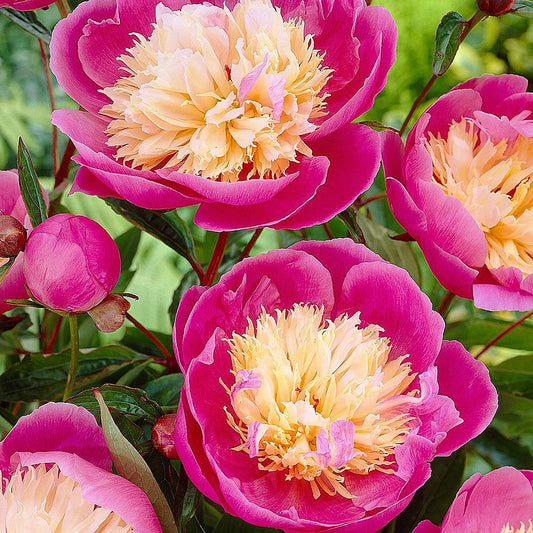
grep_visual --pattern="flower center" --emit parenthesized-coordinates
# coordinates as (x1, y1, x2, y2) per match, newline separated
(223, 304, 417, 499)
(100, 0, 332, 182)
(0, 464, 133, 532)
(501, 521, 533, 533)
(426, 117, 533, 276)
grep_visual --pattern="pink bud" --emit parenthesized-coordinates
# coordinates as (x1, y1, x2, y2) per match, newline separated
(151, 414, 178, 459)
(0, 215, 27, 258)
(477, 0, 515, 15)
(88, 293, 130, 332)
(23, 214, 121, 313)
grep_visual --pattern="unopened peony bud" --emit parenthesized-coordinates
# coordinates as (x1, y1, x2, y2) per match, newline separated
(23, 214, 121, 313)
(477, 0, 515, 15)
(0, 215, 27, 258)
(151, 414, 178, 459)
(88, 293, 130, 332)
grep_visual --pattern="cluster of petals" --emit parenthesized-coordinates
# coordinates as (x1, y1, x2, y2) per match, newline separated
(0, 170, 35, 315)
(49, 0, 396, 231)
(0, 0, 54, 10)
(23, 213, 121, 313)
(173, 239, 497, 532)
(384, 74, 533, 311)
(414, 467, 533, 532)
(0, 402, 162, 531)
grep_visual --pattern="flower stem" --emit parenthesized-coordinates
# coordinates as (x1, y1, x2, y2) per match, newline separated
(436, 291, 456, 317)
(399, 10, 485, 136)
(238, 229, 263, 262)
(356, 192, 388, 208)
(475, 310, 533, 359)
(55, 0, 71, 17)
(323, 223, 334, 240)
(44, 315, 63, 354)
(202, 232, 229, 286)
(63, 315, 79, 401)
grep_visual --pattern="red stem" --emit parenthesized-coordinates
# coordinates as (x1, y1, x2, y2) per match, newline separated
(202, 232, 229, 286)
(54, 139, 76, 191)
(238, 229, 263, 262)
(44, 315, 64, 353)
(357, 192, 388, 208)
(436, 291, 456, 317)
(323, 223, 334, 240)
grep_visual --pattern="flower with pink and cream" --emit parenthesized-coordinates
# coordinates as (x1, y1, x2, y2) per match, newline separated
(414, 467, 533, 533)
(173, 239, 497, 531)
(384, 74, 533, 311)
(50, 0, 396, 230)
(0, 402, 162, 531)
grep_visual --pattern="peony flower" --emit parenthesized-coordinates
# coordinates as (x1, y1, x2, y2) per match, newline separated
(0, 0, 55, 10)
(0, 402, 162, 531)
(384, 74, 533, 311)
(173, 239, 497, 532)
(23, 213, 121, 313)
(413, 467, 533, 532)
(49, 0, 396, 231)
(0, 170, 34, 315)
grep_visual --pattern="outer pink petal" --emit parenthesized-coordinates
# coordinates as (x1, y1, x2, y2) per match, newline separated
(434, 341, 497, 457)
(16, 451, 162, 533)
(473, 281, 533, 311)
(0, 403, 111, 474)
(0, 0, 54, 9)
(413, 520, 441, 533)
(0, 255, 27, 314)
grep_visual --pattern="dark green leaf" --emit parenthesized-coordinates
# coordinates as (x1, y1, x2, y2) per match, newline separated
(178, 479, 201, 532)
(122, 327, 173, 359)
(144, 374, 184, 407)
(490, 355, 533, 398)
(17, 138, 47, 227)
(0, 345, 146, 402)
(0, 257, 15, 285)
(358, 121, 400, 133)
(115, 227, 142, 271)
(3, 298, 45, 309)
(491, 393, 533, 455)
(357, 216, 421, 285)
(0, 8, 51, 43)
(0, 313, 24, 334)
(214, 514, 281, 533)
(168, 270, 198, 324)
(338, 208, 365, 244)
(114, 269, 136, 293)
(394, 449, 466, 533)
(513, 0, 533, 17)
(432, 12, 466, 76)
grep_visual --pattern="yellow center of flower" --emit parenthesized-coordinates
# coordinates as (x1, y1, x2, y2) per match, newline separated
(501, 521, 533, 533)
(100, 0, 332, 182)
(0, 464, 133, 532)
(427, 118, 533, 275)
(223, 304, 418, 499)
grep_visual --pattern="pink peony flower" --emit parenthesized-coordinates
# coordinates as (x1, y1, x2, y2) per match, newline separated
(49, 0, 396, 231)
(413, 467, 533, 532)
(384, 74, 533, 311)
(172, 239, 497, 532)
(0, 170, 34, 315)
(23, 213, 121, 313)
(0, 0, 55, 10)
(0, 402, 162, 531)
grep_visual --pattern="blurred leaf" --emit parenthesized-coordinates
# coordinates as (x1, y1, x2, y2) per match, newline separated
(0, 257, 15, 285)
(0, 8, 51, 43)
(214, 515, 280, 533)
(445, 318, 533, 349)
(144, 374, 184, 408)
(0, 345, 146, 402)
(116, 227, 142, 271)
(0, 313, 24, 334)
(338, 208, 365, 243)
(513, 0, 533, 17)
(96, 390, 179, 533)
(168, 270, 198, 324)
(122, 327, 173, 359)
(17, 138, 47, 227)
(114, 269, 136, 293)
(432, 11, 466, 76)
(491, 392, 533, 454)
(394, 449, 466, 533)
(357, 216, 421, 285)
(490, 355, 533, 398)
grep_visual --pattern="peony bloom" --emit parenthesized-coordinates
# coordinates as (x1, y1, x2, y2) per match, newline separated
(0, 0, 55, 10)
(0, 402, 162, 531)
(173, 239, 497, 532)
(0, 170, 34, 315)
(384, 74, 533, 311)
(413, 467, 533, 532)
(49, 0, 396, 231)
(23, 213, 121, 313)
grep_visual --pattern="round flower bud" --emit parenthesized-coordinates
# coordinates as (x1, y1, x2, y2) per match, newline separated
(23, 214, 121, 313)
(476, 0, 515, 15)
(0, 215, 27, 258)
(152, 414, 178, 459)
(88, 294, 130, 332)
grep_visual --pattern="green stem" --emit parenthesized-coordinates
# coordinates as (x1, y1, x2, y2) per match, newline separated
(63, 315, 79, 401)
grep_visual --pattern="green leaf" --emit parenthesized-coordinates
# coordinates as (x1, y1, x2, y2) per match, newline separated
(490, 355, 533, 398)
(105, 198, 198, 268)
(17, 138, 47, 227)
(3, 298, 45, 309)
(0, 8, 51, 43)
(116, 227, 142, 271)
(121, 327, 173, 359)
(0, 313, 24, 334)
(168, 270, 198, 324)
(432, 11, 466, 76)
(471, 428, 533, 470)
(445, 318, 533, 349)
(491, 393, 533, 455)
(143, 374, 184, 408)
(0, 257, 15, 284)
(177, 479, 201, 532)
(394, 449, 466, 533)
(214, 514, 281, 533)
(0, 345, 146, 402)
(338, 208, 365, 244)
(95, 390, 179, 533)
(513, 0, 533, 17)
(357, 216, 421, 285)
